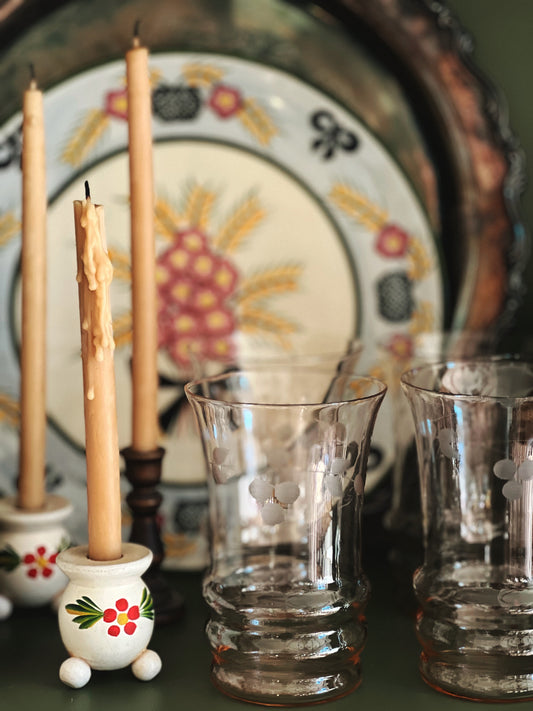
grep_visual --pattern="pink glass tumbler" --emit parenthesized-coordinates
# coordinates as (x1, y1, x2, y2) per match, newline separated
(186, 367, 386, 705)
(402, 356, 533, 701)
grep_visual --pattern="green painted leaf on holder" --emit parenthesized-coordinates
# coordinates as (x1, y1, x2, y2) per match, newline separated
(0, 544, 21, 572)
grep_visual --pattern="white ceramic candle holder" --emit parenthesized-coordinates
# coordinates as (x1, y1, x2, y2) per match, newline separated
(56, 542, 161, 688)
(0, 494, 72, 618)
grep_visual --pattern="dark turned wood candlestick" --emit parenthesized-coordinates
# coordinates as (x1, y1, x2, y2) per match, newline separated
(121, 445, 184, 624)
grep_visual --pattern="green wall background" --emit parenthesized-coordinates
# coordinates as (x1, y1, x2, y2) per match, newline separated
(448, 0, 532, 352)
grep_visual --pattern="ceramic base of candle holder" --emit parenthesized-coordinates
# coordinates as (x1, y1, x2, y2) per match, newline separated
(121, 446, 184, 625)
(56, 542, 161, 688)
(0, 494, 72, 618)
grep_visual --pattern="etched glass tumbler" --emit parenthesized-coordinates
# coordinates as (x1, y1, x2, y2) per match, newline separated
(401, 356, 533, 701)
(185, 367, 386, 705)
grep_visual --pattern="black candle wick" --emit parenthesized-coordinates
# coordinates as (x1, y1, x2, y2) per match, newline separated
(84, 180, 91, 199)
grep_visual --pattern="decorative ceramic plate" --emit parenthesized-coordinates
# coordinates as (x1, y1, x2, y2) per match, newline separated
(0, 0, 525, 568)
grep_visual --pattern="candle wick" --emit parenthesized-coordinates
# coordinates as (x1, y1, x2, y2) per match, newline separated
(28, 63, 37, 90)
(133, 19, 141, 47)
(85, 180, 91, 200)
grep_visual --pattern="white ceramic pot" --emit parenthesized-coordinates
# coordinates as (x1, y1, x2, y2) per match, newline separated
(57, 543, 161, 687)
(0, 495, 72, 610)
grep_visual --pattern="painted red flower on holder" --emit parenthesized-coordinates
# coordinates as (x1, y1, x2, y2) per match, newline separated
(65, 588, 154, 632)
(103, 598, 141, 637)
(23, 546, 57, 579)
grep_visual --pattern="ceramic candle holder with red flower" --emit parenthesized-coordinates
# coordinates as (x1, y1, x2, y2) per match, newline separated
(0, 495, 72, 617)
(56, 543, 161, 688)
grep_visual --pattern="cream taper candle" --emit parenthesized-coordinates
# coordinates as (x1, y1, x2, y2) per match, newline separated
(126, 30, 159, 452)
(74, 185, 122, 561)
(18, 72, 47, 511)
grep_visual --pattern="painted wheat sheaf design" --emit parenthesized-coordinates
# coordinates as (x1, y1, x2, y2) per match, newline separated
(175, 62, 278, 145)
(0, 212, 20, 247)
(61, 69, 163, 167)
(0, 393, 20, 428)
(111, 181, 302, 368)
(0, 218, 22, 438)
(61, 61, 277, 168)
(329, 181, 436, 371)
(331, 182, 434, 324)
(328, 182, 433, 294)
(61, 109, 110, 167)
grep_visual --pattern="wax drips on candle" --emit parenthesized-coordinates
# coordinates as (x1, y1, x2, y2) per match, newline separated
(76, 197, 115, 400)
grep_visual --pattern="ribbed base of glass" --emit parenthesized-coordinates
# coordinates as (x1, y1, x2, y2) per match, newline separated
(211, 651, 362, 706)
(420, 651, 533, 702)
(206, 613, 365, 706)
(415, 564, 533, 701)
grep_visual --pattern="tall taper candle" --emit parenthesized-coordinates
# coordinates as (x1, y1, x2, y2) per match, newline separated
(74, 185, 122, 561)
(18, 71, 47, 511)
(126, 29, 159, 452)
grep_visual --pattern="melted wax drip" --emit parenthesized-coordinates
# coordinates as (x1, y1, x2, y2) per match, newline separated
(77, 197, 115, 400)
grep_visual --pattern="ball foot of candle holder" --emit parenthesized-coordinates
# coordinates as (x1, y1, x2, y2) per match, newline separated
(121, 446, 184, 625)
(0, 495, 72, 617)
(57, 543, 162, 688)
(0, 594, 13, 620)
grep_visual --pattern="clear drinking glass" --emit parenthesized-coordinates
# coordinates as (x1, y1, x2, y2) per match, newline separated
(385, 329, 498, 536)
(185, 367, 386, 705)
(401, 356, 533, 701)
(382, 331, 499, 607)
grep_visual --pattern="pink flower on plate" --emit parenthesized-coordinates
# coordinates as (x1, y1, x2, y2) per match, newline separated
(201, 307, 236, 337)
(168, 277, 196, 309)
(177, 228, 209, 254)
(386, 333, 414, 361)
(203, 336, 235, 362)
(375, 224, 409, 258)
(191, 286, 221, 312)
(190, 252, 217, 283)
(212, 257, 239, 297)
(155, 228, 240, 368)
(208, 85, 243, 118)
(104, 89, 128, 121)
(168, 336, 203, 367)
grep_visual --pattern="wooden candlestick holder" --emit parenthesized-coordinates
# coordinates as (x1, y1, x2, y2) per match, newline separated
(121, 446, 184, 624)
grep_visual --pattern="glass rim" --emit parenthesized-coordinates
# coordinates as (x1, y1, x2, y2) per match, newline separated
(400, 353, 533, 401)
(187, 339, 363, 368)
(184, 366, 387, 408)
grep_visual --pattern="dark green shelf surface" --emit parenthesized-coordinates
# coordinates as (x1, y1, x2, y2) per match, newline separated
(0, 563, 509, 711)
